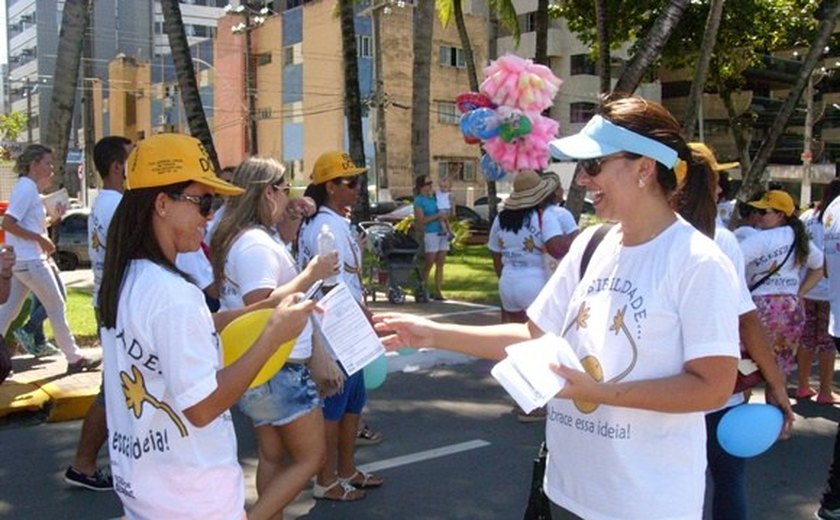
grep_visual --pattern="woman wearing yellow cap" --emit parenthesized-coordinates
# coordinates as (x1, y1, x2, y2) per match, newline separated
(741, 189, 824, 376)
(99, 134, 315, 519)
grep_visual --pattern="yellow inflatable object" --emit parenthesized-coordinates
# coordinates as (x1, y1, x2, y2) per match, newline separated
(220, 309, 296, 388)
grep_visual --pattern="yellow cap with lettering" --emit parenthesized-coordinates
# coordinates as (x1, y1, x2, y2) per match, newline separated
(126, 134, 243, 196)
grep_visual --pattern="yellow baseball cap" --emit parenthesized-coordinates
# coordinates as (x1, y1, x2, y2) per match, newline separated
(311, 151, 366, 185)
(748, 190, 796, 217)
(689, 142, 740, 171)
(126, 134, 244, 196)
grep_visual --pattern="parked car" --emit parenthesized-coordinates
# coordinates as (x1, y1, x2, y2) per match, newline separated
(375, 203, 490, 245)
(52, 208, 90, 271)
(472, 194, 509, 220)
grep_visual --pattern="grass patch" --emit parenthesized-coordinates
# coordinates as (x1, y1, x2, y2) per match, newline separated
(442, 245, 499, 305)
(44, 288, 98, 346)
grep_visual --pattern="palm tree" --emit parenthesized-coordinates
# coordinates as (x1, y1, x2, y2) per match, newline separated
(412, 0, 435, 188)
(45, 0, 91, 187)
(613, 0, 690, 94)
(534, 0, 549, 66)
(594, 0, 610, 93)
(339, 0, 369, 221)
(682, 0, 724, 140)
(737, 0, 840, 201)
(160, 0, 221, 173)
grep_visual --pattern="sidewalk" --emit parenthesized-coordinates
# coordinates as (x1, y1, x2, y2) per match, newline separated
(0, 270, 499, 425)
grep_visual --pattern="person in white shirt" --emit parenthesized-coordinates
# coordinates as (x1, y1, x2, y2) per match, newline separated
(375, 97, 740, 520)
(797, 179, 840, 404)
(209, 157, 339, 516)
(298, 151, 385, 501)
(741, 190, 824, 375)
(99, 133, 314, 520)
(0, 144, 97, 372)
(64, 136, 133, 492)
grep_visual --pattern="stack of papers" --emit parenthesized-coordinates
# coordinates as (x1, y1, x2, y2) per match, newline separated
(491, 334, 583, 413)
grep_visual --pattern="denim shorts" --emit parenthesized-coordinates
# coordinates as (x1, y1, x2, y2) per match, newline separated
(238, 363, 321, 427)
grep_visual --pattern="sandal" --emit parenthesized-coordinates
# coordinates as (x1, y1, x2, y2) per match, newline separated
(795, 387, 817, 400)
(356, 425, 383, 446)
(312, 479, 365, 501)
(339, 469, 384, 489)
(817, 394, 840, 405)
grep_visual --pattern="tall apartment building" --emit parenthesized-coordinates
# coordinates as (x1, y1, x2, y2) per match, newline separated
(4, 0, 225, 144)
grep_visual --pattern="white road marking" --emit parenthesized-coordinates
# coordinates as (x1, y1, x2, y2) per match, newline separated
(427, 307, 499, 319)
(358, 439, 491, 473)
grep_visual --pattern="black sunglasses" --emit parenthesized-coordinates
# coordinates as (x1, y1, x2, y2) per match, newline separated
(336, 177, 359, 189)
(578, 152, 641, 177)
(167, 192, 214, 217)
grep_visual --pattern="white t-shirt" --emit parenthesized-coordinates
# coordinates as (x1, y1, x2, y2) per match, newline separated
(801, 208, 829, 301)
(823, 198, 840, 335)
(527, 219, 740, 520)
(543, 205, 578, 237)
(219, 228, 312, 359)
(488, 211, 554, 273)
(6, 176, 47, 261)
(435, 191, 452, 212)
(89, 189, 122, 307)
(717, 199, 736, 228)
(102, 260, 244, 520)
(176, 250, 214, 291)
(741, 226, 823, 296)
(733, 225, 757, 242)
(299, 207, 364, 303)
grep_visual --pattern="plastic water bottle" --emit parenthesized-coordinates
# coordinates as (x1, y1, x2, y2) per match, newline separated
(317, 224, 339, 285)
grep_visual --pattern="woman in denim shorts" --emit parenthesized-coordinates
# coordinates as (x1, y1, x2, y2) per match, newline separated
(210, 157, 339, 518)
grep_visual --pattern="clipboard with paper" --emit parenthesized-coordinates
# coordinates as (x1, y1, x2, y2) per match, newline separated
(491, 333, 584, 413)
(312, 282, 385, 376)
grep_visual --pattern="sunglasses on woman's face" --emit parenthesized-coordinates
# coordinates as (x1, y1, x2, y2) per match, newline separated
(337, 177, 359, 189)
(578, 153, 637, 177)
(167, 192, 215, 217)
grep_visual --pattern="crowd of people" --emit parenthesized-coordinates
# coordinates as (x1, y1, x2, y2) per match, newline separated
(2, 93, 840, 519)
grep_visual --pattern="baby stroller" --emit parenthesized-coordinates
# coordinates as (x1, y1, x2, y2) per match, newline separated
(359, 221, 425, 304)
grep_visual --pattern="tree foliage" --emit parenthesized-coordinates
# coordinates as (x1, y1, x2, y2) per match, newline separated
(0, 112, 28, 142)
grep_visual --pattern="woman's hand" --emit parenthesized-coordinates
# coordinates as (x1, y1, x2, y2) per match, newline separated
(286, 197, 317, 220)
(0, 246, 15, 276)
(372, 312, 438, 350)
(550, 363, 602, 403)
(37, 235, 55, 255)
(764, 385, 795, 439)
(306, 252, 339, 281)
(264, 293, 316, 347)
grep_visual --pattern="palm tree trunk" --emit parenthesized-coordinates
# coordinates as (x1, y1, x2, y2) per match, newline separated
(412, 0, 435, 188)
(160, 0, 221, 174)
(453, 1, 479, 92)
(339, 0, 369, 221)
(45, 0, 90, 188)
(737, 0, 840, 201)
(720, 86, 753, 175)
(595, 0, 611, 94)
(613, 0, 690, 95)
(682, 0, 724, 140)
(534, 0, 549, 66)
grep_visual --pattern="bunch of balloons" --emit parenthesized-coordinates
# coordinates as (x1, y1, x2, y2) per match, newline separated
(457, 54, 562, 178)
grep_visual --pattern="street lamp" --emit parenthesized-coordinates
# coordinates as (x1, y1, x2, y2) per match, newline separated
(225, 1, 272, 156)
(358, 0, 406, 201)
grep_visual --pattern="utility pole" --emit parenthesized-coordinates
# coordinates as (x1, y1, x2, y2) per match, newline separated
(371, 6, 389, 195)
(81, 0, 96, 204)
(25, 77, 32, 144)
(803, 73, 815, 206)
(227, 1, 268, 157)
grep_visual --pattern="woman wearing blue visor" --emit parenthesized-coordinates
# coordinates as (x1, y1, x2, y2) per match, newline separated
(374, 96, 740, 520)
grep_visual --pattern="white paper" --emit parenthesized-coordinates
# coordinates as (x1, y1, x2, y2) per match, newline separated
(491, 333, 584, 413)
(42, 188, 69, 221)
(315, 282, 385, 376)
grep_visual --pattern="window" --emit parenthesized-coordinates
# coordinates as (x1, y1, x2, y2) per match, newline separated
(125, 93, 137, 126)
(570, 54, 596, 76)
(283, 46, 300, 67)
(256, 52, 272, 66)
(570, 102, 597, 124)
(257, 107, 272, 120)
(437, 101, 459, 125)
(437, 160, 475, 182)
(439, 46, 465, 68)
(522, 12, 536, 33)
(357, 35, 372, 58)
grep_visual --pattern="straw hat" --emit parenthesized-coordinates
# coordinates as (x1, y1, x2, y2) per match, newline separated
(503, 170, 558, 210)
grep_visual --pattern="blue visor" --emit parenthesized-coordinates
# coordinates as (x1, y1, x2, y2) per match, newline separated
(549, 115, 679, 170)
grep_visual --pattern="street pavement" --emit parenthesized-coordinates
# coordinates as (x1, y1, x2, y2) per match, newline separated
(0, 269, 839, 518)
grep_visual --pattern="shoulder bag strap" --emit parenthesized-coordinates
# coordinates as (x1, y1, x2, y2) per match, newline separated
(579, 223, 614, 279)
(748, 242, 795, 292)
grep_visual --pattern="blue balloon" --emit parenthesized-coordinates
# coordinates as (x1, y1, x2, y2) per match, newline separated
(363, 353, 388, 390)
(481, 154, 507, 182)
(398, 348, 417, 355)
(460, 111, 477, 138)
(468, 107, 501, 139)
(717, 404, 783, 458)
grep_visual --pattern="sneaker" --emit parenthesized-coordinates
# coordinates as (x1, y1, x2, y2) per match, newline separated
(818, 506, 840, 520)
(66, 354, 102, 374)
(517, 407, 547, 423)
(356, 425, 383, 446)
(31, 341, 60, 357)
(64, 466, 113, 491)
(12, 329, 38, 356)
